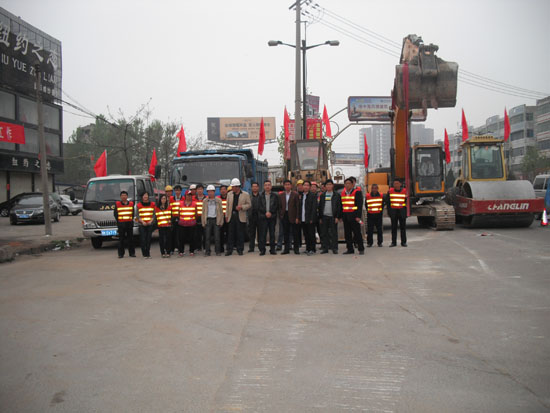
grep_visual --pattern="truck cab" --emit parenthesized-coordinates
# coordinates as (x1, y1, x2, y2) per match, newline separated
(82, 175, 158, 249)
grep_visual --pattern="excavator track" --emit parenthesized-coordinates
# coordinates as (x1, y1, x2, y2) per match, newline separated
(414, 200, 455, 230)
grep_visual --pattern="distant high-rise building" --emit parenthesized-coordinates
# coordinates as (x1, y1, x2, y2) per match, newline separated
(359, 126, 391, 170)
(410, 124, 434, 145)
(535, 96, 550, 158)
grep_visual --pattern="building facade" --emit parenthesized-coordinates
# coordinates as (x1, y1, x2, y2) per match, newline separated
(359, 125, 391, 170)
(0, 8, 63, 203)
(535, 96, 550, 158)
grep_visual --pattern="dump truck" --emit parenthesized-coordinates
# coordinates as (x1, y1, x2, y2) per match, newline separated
(447, 135, 545, 227)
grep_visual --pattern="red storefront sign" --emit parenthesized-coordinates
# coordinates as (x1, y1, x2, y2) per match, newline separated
(288, 119, 323, 140)
(0, 122, 25, 144)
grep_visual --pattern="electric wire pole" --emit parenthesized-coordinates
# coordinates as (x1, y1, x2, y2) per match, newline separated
(294, 0, 302, 140)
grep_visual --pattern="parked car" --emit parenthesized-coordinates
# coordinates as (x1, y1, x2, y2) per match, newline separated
(9, 194, 61, 225)
(0, 192, 37, 217)
(60, 194, 83, 216)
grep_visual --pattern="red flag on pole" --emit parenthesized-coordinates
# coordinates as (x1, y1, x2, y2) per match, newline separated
(322, 104, 332, 138)
(444, 128, 451, 164)
(504, 107, 511, 141)
(258, 117, 266, 156)
(148, 148, 158, 181)
(176, 126, 187, 155)
(363, 134, 369, 169)
(461, 109, 469, 142)
(283, 107, 291, 160)
(94, 150, 107, 177)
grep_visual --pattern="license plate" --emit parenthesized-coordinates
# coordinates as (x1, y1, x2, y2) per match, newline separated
(18, 214, 30, 219)
(101, 229, 118, 236)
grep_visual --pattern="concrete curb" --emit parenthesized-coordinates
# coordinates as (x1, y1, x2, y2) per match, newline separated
(0, 245, 15, 263)
(0, 237, 85, 264)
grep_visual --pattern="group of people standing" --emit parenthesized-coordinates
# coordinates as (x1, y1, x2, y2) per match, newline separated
(113, 176, 409, 259)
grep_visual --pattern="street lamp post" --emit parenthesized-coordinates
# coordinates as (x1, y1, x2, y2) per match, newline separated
(268, 39, 339, 140)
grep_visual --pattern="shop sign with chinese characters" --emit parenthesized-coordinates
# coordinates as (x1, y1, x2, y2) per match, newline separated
(0, 121, 25, 144)
(0, 153, 63, 173)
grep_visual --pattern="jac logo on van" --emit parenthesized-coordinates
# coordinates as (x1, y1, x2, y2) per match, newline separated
(99, 204, 116, 210)
(487, 202, 530, 211)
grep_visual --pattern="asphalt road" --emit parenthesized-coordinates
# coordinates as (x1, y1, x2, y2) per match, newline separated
(0, 221, 549, 412)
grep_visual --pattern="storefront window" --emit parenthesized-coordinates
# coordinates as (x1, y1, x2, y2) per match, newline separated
(18, 97, 61, 131)
(0, 90, 15, 120)
(19, 127, 39, 154)
(46, 132, 61, 156)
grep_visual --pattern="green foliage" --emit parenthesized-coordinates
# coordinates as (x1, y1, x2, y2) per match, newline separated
(521, 146, 550, 181)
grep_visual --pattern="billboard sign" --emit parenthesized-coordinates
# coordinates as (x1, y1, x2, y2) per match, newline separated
(0, 8, 62, 101)
(207, 117, 276, 144)
(288, 119, 323, 140)
(348, 96, 426, 122)
(306, 94, 320, 117)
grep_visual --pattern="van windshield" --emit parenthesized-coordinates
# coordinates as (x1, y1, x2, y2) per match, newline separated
(84, 179, 135, 204)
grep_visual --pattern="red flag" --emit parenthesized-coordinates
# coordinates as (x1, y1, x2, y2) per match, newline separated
(258, 117, 266, 156)
(461, 109, 469, 141)
(94, 150, 107, 177)
(283, 107, 291, 160)
(148, 148, 158, 181)
(444, 128, 451, 164)
(504, 107, 511, 141)
(322, 104, 332, 138)
(176, 126, 187, 155)
(363, 134, 369, 169)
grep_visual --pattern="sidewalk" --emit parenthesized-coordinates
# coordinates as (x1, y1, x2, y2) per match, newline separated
(0, 215, 86, 262)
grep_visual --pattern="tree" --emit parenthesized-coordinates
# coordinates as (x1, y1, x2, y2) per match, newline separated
(521, 146, 550, 181)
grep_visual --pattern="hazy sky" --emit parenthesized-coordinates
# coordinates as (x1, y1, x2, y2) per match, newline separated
(4, 0, 550, 166)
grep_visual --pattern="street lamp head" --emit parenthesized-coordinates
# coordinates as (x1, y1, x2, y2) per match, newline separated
(327, 40, 340, 46)
(268, 40, 282, 47)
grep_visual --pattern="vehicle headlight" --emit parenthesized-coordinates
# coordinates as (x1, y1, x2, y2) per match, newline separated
(82, 219, 98, 229)
(35, 209, 43, 214)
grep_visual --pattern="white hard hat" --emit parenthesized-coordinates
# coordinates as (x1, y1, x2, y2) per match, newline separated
(230, 178, 241, 187)
(206, 185, 215, 191)
(189, 184, 197, 190)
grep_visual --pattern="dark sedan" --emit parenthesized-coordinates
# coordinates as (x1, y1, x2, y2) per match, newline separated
(9, 195, 61, 225)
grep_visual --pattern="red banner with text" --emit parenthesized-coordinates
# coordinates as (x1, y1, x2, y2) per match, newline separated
(0, 122, 25, 144)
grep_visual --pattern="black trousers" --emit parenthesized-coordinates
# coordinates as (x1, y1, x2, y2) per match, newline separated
(178, 225, 196, 253)
(390, 209, 407, 245)
(301, 222, 316, 252)
(194, 218, 204, 250)
(282, 212, 300, 253)
(139, 225, 153, 257)
(248, 215, 259, 251)
(258, 217, 277, 253)
(171, 218, 179, 252)
(367, 213, 383, 246)
(158, 227, 172, 254)
(204, 218, 221, 253)
(320, 215, 338, 252)
(343, 214, 364, 252)
(220, 222, 228, 252)
(117, 222, 135, 257)
(227, 212, 245, 253)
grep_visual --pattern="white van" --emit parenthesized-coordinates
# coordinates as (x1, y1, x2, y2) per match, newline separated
(82, 175, 159, 249)
(533, 174, 549, 199)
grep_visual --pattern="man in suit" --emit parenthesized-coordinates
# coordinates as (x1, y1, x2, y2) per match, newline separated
(248, 182, 261, 252)
(298, 180, 318, 255)
(317, 179, 342, 254)
(258, 180, 279, 255)
(225, 178, 251, 256)
(278, 179, 300, 255)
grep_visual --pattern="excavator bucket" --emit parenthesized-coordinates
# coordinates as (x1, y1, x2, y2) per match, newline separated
(394, 35, 458, 110)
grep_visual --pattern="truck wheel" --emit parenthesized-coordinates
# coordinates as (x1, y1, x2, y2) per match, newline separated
(91, 238, 103, 249)
(71, 211, 80, 216)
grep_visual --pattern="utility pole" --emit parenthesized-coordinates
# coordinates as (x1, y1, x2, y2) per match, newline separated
(294, 0, 302, 140)
(302, 38, 307, 141)
(35, 65, 52, 236)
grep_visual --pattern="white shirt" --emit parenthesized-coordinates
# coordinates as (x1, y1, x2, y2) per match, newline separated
(285, 191, 291, 211)
(301, 193, 307, 222)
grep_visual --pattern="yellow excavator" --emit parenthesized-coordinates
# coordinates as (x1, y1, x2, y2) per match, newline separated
(447, 135, 544, 227)
(367, 34, 458, 229)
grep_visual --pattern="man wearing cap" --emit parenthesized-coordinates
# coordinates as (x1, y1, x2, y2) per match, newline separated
(258, 180, 279, 255)
(189, 184, 197, 199)
(194, 184, 206, 252)
(225, 178, 251, 256)
(165, 185, 173, 200)
(202, 185, 223, 256)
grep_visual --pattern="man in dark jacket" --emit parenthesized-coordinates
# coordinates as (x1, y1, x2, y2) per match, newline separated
(318, 179, 342, 254)
(298, 180, 318, 255)
(278, 179, 300, 255)
(258, 180, 279, 255)
(248, 182, 261, 252)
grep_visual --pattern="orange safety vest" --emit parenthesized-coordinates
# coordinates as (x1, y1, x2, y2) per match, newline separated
(195, 196, 205, 217)
(366, 193, 383, 214)
(116, 201, 134, 222)
(217, 196, 227, 215)
(341, 188, 359, 213)
(389, 188, 407, 209)
(179, 200, 197, 225)
(155, 206, 172, 227)
(137, 202, 156, 223)
(170, 195, 182, 218)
